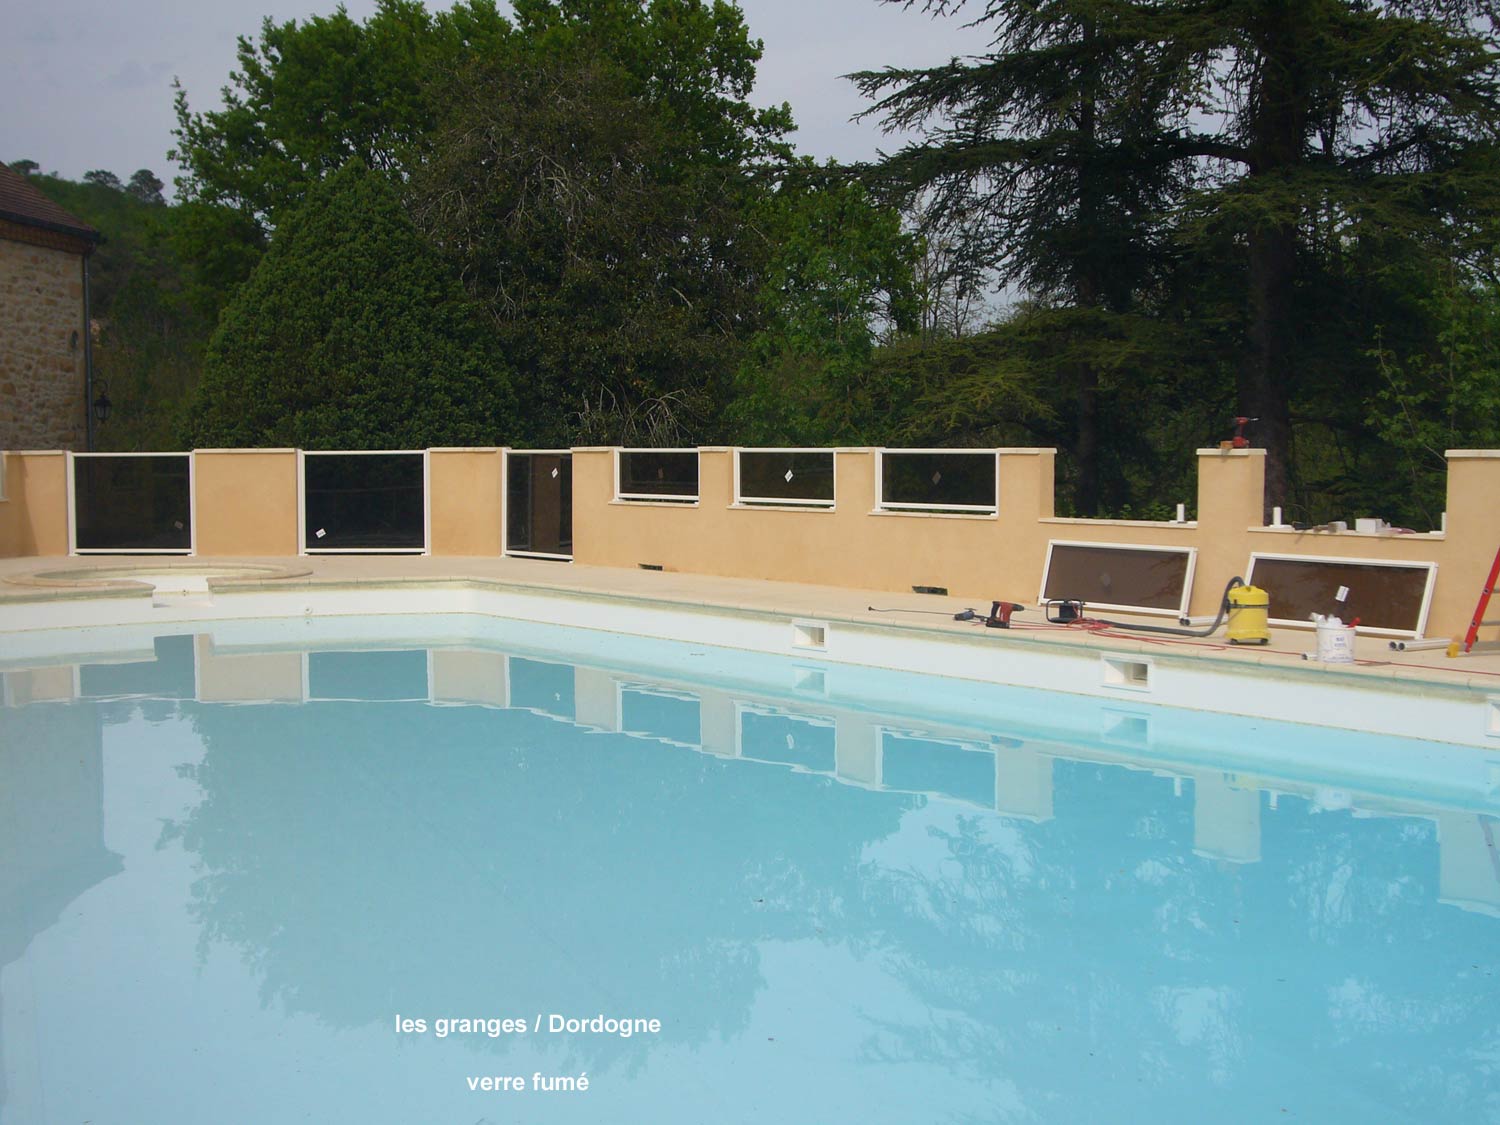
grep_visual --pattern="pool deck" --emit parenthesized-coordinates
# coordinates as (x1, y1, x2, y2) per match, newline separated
(3, 552, 1498, 695)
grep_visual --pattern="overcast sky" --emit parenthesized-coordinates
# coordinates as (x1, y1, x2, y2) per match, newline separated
(1, 0, 982, 189)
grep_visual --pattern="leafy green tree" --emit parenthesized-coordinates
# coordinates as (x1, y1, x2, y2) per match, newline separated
(167, 200, 268, 324)
(171, 0, 510, 224)
(126, 169, 165, 205)
(729, 163, 921, 444)
(412, 46, 752, 444)
(8, 158, 38, 176)
(169, 0, 512, 307)
(856, 0, 1500, 513)
(186, 160, 519, 449)
(507, 0, 792, 165)
(411, 4, 794, 445)
(83, 169, 123, 191)
(171, 0, 795, 446)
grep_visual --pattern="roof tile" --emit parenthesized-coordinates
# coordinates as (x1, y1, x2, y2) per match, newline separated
(0, 163, 99, 240)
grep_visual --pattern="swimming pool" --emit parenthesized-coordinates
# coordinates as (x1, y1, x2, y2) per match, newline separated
(3, 613, 1498, 1122)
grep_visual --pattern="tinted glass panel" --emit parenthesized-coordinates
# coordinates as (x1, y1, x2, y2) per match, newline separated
(880, 452, 996, 509)
(73, 456, 191, 551)
(303, 454, 424, 550)
(738, 451, 835, 505)
(1250, 557, 1431, 633)
(618, 451, 698, 499)
(1043, 543, 1192, 612)
(507, 453, 572, 555)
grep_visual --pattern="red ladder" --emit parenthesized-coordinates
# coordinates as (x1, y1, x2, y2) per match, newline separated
(1448, 542, 1500, 657)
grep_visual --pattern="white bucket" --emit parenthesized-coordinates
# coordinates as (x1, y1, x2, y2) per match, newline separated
(1314, 615, 1356, 663)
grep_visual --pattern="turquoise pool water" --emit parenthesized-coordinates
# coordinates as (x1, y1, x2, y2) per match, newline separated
(3, 619, 1498, 1123)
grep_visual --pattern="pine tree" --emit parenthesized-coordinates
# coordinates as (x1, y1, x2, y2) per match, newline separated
(856, 0, 1500, 512)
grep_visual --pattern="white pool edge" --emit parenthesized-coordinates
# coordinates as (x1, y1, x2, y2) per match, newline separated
(2, 577, 1497, 752)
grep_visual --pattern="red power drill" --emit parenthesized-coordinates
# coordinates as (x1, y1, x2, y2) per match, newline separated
(985, 601, 1025, 628)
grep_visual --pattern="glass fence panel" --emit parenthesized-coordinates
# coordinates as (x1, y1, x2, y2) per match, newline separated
(506, 453, 573, 557)
(879, 451, 997, 511)
(617, 451, 699, 501)
(737, 450, 835, 506)
(73, 454, 192, 552)
(303, 453, 425, 551)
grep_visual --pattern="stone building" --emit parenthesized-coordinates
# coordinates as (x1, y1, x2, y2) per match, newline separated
(0, 164, 99, 451)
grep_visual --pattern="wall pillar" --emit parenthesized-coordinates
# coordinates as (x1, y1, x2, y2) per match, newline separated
(192, 449, 299, 556)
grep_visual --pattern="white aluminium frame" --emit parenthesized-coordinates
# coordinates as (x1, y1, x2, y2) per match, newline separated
(1245, 551, 1438, 639)
(67, 450, 195, 555)
(874, 448, 999, 514)
(297, 449, 430, 555)
(613, 448, 700, 504)
(502, 448, 574, 561)
(1039, 539, 1198, 619)
(732, 447, 836, 508)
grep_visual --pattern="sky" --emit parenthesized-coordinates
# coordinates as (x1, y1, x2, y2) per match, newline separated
(0, 0, 983, 189)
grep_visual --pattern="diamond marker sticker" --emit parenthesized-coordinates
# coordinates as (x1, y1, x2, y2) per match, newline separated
(551, 467, 560, 479)
(784, 469, 795, 482)
(931, 471, 943, 485)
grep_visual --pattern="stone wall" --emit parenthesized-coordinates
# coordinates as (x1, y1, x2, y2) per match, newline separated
(0, 227, 87, 451)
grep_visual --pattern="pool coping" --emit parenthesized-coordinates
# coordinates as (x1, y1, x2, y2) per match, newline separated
(2, 554, 1497, 688)
(2, 554, 1498, 749)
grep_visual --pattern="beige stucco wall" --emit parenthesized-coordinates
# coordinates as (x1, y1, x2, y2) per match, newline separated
(3, 442, 1498, 642)
(571, 447, 1071, 599)
(428, 448, 504, 556)
(0, 451, 69, 557)
(571, 447, 1259, 617)
(570, 446, 1495, 639)
(0, 234, 87, 451)
(193, 450, 299, 556)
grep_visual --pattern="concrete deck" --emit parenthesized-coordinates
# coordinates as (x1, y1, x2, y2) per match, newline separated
(3, 553, 1498, 695)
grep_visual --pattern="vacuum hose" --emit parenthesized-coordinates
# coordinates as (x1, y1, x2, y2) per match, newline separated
(1093, 576, 1247, 638)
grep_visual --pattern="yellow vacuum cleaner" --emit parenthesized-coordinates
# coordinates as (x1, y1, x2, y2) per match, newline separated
(1225, 583, 1271, 645)
(1087, 577, 1270, 642)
